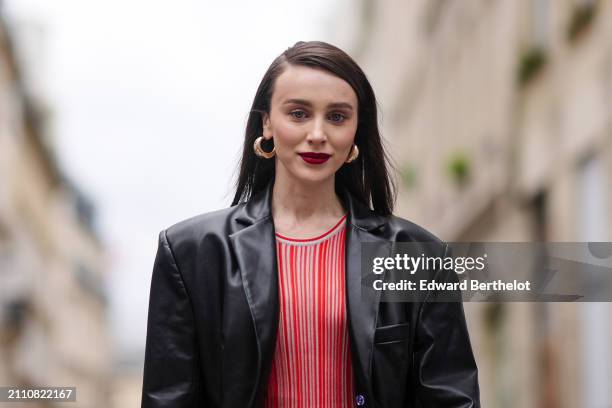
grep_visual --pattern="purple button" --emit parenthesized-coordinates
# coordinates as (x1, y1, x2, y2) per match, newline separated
(355, 394, 365, 406)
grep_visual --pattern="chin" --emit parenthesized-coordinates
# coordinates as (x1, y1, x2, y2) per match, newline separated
(290, 168, 335, 185)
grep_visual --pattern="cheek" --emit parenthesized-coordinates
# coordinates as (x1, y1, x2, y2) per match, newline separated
(272, 120, 302, 149)
(334, 124, 358, 150)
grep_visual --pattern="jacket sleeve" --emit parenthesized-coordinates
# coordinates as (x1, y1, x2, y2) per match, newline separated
(141, 230, 203, 407)
(413, 243, 481, 407)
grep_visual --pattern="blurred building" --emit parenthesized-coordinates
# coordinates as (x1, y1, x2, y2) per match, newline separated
(0, 12, 110, 408)
(339, 0, 612, 407)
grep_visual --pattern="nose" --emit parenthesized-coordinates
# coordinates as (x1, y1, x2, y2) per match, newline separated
(306, 116, 327, 145)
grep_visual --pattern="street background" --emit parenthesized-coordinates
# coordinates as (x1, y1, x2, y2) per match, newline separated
(1, 1, 611, 407)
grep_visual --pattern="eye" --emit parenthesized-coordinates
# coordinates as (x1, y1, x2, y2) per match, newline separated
(328, 112, 347, 123)
(290, 110, 307, 119)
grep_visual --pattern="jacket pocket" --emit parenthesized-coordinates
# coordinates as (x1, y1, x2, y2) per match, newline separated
(372, 322, 412, 407)
(374, 322, 410, 344)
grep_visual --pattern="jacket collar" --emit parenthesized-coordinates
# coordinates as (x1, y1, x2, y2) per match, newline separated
(229, 180, 388, 406)
(234, 180, 387, 232)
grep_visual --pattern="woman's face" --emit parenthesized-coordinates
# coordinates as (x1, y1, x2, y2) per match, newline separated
(262, 65, 358, 186)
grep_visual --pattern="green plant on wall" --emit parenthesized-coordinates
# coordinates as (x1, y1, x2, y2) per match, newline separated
(567, 1, 598, 42)
(400, 163, 417, 191)
(517, 47, 547, 87)
(447, 151, 471, 187)
(484, 302, 505, 333)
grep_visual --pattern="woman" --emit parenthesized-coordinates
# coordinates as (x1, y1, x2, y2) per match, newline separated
(141, 41, 480, 408)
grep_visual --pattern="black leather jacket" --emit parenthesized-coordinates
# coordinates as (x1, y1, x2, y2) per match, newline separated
(141, 182, 480, 407)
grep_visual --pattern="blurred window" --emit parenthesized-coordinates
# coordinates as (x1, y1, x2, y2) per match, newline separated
(530, 0, 550, 49)
(423, 0, 447, 35)
(577, 153, 610, 408)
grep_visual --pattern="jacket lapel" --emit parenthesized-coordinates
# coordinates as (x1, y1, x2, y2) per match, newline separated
(341, 188, 389, 401)
(229, 183, 279, 407)
(228, 181, 388, 405)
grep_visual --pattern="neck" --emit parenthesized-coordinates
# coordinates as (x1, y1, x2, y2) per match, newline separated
(271, 172, 345, 222)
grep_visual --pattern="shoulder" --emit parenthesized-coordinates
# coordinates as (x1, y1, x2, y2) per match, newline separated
(379, 213, 446, 248)
(162, 204, 245, 249)
(372, 213, 451, 264)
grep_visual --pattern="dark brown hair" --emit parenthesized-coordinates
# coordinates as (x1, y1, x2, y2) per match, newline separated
(231, 41, 396, 215)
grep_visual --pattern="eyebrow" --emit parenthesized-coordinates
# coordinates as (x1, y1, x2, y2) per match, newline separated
(282, 98, 354, 111)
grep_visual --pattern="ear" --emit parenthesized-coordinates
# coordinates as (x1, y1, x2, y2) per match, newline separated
(261, 112, 273, 139)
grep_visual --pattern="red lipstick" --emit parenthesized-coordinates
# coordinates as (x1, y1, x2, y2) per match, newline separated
(299, 152, 331, 165)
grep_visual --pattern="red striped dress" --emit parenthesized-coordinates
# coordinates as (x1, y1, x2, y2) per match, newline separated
(264, 213, 355, 407)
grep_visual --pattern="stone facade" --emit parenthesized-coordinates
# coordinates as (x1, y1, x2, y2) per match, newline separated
(0, 14, 110, 408)
(338, 0, 612, 406)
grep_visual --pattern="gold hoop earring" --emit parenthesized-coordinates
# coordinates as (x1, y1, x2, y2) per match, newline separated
(345, 144, 359, 163)
(254, 136, 275, 159)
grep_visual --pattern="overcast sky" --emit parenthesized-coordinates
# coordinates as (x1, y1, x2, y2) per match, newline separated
(4, 0, 344, 358)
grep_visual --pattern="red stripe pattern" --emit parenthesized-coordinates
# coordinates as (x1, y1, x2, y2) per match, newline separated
(264, 214, 354, 407)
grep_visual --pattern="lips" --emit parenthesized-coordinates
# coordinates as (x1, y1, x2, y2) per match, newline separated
(298, 152, 331, 165)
